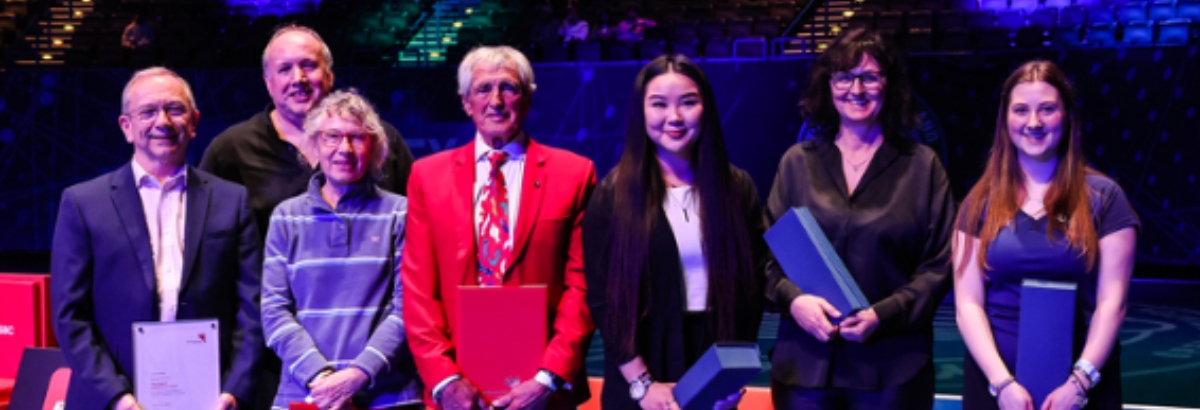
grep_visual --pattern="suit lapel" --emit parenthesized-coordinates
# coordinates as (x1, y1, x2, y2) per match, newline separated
(110, 164, 157, 295)
(508, 138, 546, 280)
(179, 167, 210, 295)
(455, 141, 479, 286)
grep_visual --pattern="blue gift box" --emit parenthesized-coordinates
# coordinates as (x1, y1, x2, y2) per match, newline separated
(673, 343, 762, 410)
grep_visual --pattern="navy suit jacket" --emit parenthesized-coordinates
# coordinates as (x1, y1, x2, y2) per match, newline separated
(51, 163, 264, 409)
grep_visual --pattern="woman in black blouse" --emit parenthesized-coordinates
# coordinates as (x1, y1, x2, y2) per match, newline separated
(582, 54, 769, 410)
(765, 28, 956, 409)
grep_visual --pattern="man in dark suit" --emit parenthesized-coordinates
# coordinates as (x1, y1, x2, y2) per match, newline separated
(51, 67, 263, 410)
(401, 46, 595, 410)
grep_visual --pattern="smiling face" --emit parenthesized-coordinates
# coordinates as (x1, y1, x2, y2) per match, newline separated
(461, 62, 530, 146)
(1007, 81, 1065, 163)
(830, 53, 886, 128)
(312, 115, 373, 188)
(119, 74, 199, 169)
(263, 30, 334, 125)
(643, 71, 703, 161)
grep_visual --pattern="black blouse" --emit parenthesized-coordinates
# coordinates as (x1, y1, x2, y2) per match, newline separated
(583, 166, 769, 409)
(765, 135, 956, 389)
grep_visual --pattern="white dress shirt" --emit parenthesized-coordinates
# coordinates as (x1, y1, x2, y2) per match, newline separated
(131, 160, 187, 322)
(473, 132, 527, 250)
(663, 186, 708, 312)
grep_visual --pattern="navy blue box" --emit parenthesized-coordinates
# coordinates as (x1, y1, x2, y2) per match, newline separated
(765, 207, 870, 320)
(1017, 279, 1077, 407)
(672, 343, 762, 410)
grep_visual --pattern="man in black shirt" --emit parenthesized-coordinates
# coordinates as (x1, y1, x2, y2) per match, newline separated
(200, 25, 414, 235)
(199, 25, 414, 410)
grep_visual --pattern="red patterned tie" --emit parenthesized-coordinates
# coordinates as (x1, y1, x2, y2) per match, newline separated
(477, 151, 512, 286)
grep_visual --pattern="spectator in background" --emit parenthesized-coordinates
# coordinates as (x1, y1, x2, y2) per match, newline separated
(528, 2, 561, 45)
(614, 8, 656, 42)
(592, 10, 614, 41)
(121, 14, 153, 50)
(558, 9, 589, 42)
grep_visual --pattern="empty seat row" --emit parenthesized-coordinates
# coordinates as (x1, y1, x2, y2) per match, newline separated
(667, 17, 788, 42)
(532, 37, 769, 62)
(880, 18, 1194, 50)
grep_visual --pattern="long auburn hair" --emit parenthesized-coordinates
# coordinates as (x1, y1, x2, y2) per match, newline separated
(955, 60, 1099, 275)
(605, 55, 758, 358)
(799, 27, 917, 134)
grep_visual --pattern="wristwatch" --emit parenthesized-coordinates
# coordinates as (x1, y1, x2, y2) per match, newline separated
(988, 376, 1016, 398)
(628, 372, 653, 402)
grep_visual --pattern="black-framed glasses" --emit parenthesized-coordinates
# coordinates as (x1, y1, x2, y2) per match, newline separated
(830, 71, 884, 91)
(317, 131, 370, 148)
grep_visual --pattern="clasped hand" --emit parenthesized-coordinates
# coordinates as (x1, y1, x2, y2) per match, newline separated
(637, 384, 744, 410)
(789, 295, 879, 342)
(443, 378, 552, 410)
(308, 367, 369, 410)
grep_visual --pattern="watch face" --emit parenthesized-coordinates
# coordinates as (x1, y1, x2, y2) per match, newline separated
(630, 380, 647, 400)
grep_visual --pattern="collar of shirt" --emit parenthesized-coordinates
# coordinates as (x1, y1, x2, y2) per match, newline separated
(305, 170, 380, 213)
(473, 130, 528, 164)
(131, 159, 188, 190)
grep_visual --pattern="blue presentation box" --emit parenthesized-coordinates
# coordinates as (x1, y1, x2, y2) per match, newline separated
(1017, 279, 1078, 407)
(672, 343, 763, 410)
(765, 207, 870, 321)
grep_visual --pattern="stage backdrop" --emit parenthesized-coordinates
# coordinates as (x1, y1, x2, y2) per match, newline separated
(1, 47, 1197, 266)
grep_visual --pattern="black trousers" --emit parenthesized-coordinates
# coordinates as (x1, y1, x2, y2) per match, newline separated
(770, 362, 935, 410)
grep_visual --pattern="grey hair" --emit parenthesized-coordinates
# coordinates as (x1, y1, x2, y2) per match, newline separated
(302, 88, 389, 181)
(262, 25, 334, 73)
(456, 45, 536, 96)
(121, 67, 197, 113)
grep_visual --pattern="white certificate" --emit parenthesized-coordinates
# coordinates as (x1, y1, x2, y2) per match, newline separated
(132, 319, 221, 409)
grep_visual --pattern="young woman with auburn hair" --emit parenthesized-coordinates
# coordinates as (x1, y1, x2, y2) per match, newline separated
(954, 60, 1139, 410)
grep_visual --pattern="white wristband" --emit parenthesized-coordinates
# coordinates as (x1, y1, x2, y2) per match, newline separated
(1074, 358, 1100, 386)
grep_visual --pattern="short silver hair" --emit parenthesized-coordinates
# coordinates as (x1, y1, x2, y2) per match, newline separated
(121, 67, 197, 113)
(302, 88, 389, 181)
(262, 25, 334, 73)
(456, 45, 536, 96)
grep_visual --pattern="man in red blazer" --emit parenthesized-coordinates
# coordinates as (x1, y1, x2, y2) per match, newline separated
(401, 46, 595, 410)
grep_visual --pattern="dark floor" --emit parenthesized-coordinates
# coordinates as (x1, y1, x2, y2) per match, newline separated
(586, 279, 1200, 408)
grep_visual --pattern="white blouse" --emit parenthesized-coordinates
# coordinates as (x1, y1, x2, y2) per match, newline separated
(663, 186, 709, 312)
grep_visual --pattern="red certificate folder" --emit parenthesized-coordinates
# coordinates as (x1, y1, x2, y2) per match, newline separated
(455, 286, 547, 403)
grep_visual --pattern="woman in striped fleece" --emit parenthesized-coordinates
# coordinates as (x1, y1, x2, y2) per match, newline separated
(261, 89, 422, 410)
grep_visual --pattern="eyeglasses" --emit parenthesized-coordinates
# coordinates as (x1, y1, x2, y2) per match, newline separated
(126, 103, 190, 122)
(830, 71, 884, 91)
(317, 131, 371, 148)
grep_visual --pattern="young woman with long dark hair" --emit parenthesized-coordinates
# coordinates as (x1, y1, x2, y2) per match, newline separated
(583, 54, 768, 410)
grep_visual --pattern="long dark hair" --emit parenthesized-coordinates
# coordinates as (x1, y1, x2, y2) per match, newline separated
(605, 54, 758, 358)
(956, 60, 1099, 275)
(799, 27, 917, 134)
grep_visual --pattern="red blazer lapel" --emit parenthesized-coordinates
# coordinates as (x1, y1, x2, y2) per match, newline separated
(454, 140, 479, 286)
(508, 138, 547, 281)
